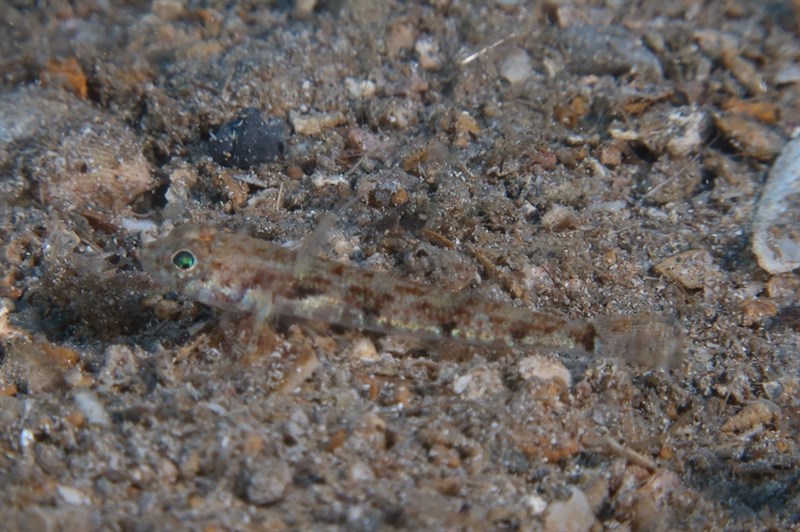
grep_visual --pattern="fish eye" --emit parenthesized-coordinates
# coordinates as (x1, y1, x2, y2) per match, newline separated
(171, 249, 197, 271)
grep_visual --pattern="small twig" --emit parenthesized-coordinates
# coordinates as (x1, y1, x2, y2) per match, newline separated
(276, 182, 284, 210)
(602, 436, 658, 472)
(460, 32, 519, 66)
(610, 222, 639, 236)
(343, 151, 368, 181)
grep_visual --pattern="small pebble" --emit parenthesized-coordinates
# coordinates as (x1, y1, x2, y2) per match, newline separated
(19, 507, 56, 532)
(293, 0, 316, 18)
(500, 47, 533, 84)
(762, 381, 783, 401)
(244, 458, 292, 506)
(721, 49, 767, 95)
(598, 143, 622, 167)
(345, 77, 376, 99)
(154, 298, 182, 321)
(665, 108, 710, 158)
(714, 113, 785, 161)
(721, 98, 779, 124)
(544, 487, 595, 532)
(518, 355, 572, 387)
(415, 37, 443, 70)
(164, 165, 199, 210)
(56, 485, 91, 505)
(99, 345, 140, 383)
(385, 21, 416, 57)
(455, 367, 503, 399)
(40, 58, 88, 98)
(774, 62, 800, 85)
(379, 100, 418, 130)
(453, 374, 472, 394)
(348, 461, 375, 483)
(541, 204, 579, 231)
(644, 155, 702, 204)
(290, 109, 345, 136)
(453, 111, 480, 147)
(157, 458, 180, 485)
(152, 0, 184, 19)
(766, 274, 799, 307)
(627, 106, 710, 158)
(740, 298, 778, 326)
(693, 29, 739, 58)
(351, 337, 379, 361)
(209, 108, 287, 168)
(543, 2, 582, 27)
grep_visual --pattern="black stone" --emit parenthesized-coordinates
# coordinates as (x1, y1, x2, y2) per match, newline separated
(208, 108, 287, 168)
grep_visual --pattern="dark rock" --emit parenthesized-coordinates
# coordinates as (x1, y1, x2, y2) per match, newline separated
(208, 108, 288, 168)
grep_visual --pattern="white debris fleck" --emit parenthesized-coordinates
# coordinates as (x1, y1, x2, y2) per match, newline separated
(524, 493, 548, 515)
(74, 390, 111, 426)
(348, 461, 375, 483)
(204, 402, 227, 416)
(119, 217, 158, 234)
(453, 374, 473, 394)
(311, 172, 348, 188)
(57, 485, 91, 505)
(20, 428, 34, 450)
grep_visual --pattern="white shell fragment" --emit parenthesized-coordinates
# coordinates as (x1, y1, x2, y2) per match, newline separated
(752, 137, 800, 274)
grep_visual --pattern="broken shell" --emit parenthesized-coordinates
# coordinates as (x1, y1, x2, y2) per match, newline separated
(0, 88, 154, 217)
(654, 249, 720, 289)
(752, 137, 800, 274)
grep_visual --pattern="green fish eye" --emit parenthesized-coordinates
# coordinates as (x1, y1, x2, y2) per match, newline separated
(171, 250, 197, 271)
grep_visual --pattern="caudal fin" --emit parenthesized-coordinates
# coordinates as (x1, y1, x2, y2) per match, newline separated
(593, 315, 683, 369)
